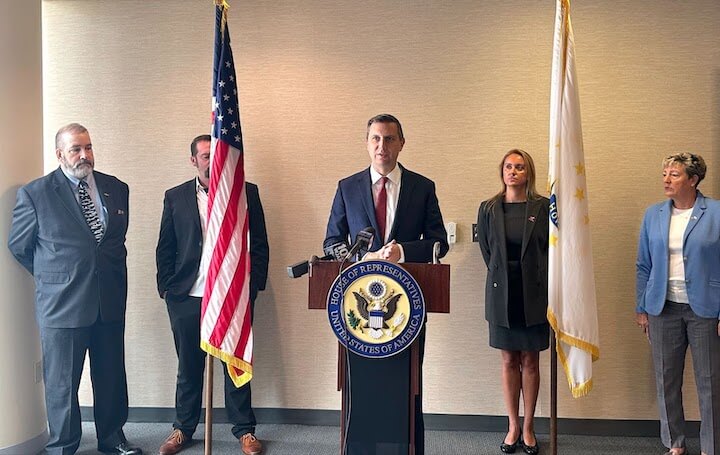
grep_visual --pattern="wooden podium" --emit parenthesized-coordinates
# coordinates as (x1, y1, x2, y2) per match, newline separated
(308, 260, 450, 455)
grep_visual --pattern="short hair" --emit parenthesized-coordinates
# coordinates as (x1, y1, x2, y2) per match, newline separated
(366, 114, 404, 142)
(488, 149, 542, 208)
(190, 134, 211, 157)
(55, 123, 88, 149)
(662, 152, 707, 187)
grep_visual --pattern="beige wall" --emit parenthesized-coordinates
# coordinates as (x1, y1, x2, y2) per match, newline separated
(41, 0, 719, 420)
(0, 1, 49, 452)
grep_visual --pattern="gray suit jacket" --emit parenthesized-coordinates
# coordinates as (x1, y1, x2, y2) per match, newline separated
(477, 197, 549, 328)
(8, 167, 129, 328)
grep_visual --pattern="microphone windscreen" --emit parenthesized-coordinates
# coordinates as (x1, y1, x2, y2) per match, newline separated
(324, 241, 350, 260)
(287, 260, 309, 278)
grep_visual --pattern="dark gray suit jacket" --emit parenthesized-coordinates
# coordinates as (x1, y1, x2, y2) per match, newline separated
(8, 167, 129, 328)
(477, 197, 549, 328)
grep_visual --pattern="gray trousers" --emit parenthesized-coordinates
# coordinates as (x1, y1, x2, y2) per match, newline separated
(649, 301, 720, 455)
(40, 320, 129, 455)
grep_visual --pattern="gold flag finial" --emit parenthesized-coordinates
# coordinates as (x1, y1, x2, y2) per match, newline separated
(214, 0, 230, 32)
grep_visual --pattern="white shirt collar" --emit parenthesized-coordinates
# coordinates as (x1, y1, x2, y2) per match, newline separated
(195, 177, 208, 194)
(370, 164, 402, 186)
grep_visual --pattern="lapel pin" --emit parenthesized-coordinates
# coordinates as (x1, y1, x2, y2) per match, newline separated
(103, 192, 110, 197)
(117, 209, 125, 215)
(528, 216, 536, 223)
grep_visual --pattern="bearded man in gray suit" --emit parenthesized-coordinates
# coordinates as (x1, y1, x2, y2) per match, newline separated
(8, 123, 142, 455)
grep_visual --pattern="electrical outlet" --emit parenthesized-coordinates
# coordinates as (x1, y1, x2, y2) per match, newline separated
(472, 223, 479, 242)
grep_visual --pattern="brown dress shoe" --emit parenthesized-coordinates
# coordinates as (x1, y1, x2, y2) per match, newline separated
(240, 433, 263, 455)
(159, 429, 191, 455)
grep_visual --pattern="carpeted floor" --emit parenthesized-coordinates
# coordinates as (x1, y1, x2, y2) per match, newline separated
(69, 422, 702, 455)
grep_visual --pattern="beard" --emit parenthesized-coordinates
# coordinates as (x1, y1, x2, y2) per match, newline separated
(60, 158, 94, 179)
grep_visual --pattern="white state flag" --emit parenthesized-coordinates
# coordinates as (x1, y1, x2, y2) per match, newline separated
(547, 0, 600, 398)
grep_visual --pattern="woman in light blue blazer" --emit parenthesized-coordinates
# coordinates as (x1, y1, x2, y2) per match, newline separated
(636, 152, 720, 455)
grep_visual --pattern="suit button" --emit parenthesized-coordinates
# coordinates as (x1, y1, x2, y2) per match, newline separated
(493, 282, 498, 288)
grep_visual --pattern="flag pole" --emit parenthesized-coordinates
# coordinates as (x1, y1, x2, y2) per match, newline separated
(550, 331, 558, 455)
(204, 356, 214, 455)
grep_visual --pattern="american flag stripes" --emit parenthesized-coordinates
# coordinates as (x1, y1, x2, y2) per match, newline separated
(200, 0, 253, 388)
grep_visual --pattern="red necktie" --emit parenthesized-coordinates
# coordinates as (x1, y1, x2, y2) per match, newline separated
(375, 177, 387, 243)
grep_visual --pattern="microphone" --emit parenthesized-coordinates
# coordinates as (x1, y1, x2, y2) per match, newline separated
(343, 227, 375, 261)
(286, 241, 350, 278)
(325, 241, 350, 260)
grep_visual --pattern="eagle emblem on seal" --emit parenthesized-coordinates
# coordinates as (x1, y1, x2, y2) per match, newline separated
(351, 279, 404, 339)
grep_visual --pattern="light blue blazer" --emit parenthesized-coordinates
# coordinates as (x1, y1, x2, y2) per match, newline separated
(636, 192, 720, 319)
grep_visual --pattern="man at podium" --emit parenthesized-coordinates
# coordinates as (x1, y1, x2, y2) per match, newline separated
(324, 113, 448, 454)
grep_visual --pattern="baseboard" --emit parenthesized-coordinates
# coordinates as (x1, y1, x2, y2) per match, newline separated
(0, 428, 48, 455)
(80, 407, 700, 438)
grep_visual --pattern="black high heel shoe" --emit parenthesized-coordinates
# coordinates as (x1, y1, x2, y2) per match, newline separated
(500, 435, 521, 454)
(521, 434, 539, 455)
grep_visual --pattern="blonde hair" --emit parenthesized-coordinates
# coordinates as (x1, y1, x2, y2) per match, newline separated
(487, 149, 542, 209)
(662, 152, 706, 187)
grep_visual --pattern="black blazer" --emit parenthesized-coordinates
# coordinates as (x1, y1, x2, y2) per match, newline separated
(155, 179, 269, 303)
(324, 164, 448, 262)
(477, 197, 549, 328)
(8, 168, 129, 328)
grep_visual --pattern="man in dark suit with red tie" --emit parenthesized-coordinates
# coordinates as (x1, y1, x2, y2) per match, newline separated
(8, 123, 141, 455)
(324, 114, 449, 454)
(155, 135, 269, 455)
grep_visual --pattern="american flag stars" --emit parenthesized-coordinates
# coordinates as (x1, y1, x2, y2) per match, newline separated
(213, 56, 243, 150)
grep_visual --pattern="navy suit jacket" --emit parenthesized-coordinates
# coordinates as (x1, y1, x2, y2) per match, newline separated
(636, 192, 720, 319)
(8, 167, 129, 328)
(324, 164, 448, 263)
(155, 179, 269, 304)
(477, 197, 549, 328)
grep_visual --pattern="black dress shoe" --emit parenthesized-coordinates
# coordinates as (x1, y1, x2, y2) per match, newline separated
(521, 435, 539, 455)
(98, 441, 144, 455)
(500, 436, 521, 453)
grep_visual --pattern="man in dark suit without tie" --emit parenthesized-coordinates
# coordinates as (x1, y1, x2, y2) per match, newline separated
(324, 114, 449, 454)
(7, 123, 141, 455)
(155, 135, 269, 455)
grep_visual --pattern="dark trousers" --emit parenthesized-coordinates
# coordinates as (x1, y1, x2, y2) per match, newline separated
(166, 295, 256, 439)
(40, 319, 129, 455)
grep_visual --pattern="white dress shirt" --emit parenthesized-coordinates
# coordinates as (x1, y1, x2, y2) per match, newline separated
(369, 165, 405, 262)
(189, 178, 209, 297)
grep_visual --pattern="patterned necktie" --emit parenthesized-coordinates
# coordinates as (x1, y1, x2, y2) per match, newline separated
(78, 180, 104, 242)
(375, 176, 388, 243)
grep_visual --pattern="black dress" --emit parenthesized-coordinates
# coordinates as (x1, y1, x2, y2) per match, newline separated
(489, 202, 550, 351)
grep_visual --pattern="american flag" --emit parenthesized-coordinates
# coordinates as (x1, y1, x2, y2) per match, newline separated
(200, 0, 253, 388)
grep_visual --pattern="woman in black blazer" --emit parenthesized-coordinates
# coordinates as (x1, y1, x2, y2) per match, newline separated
(477, 149, 550, 455)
